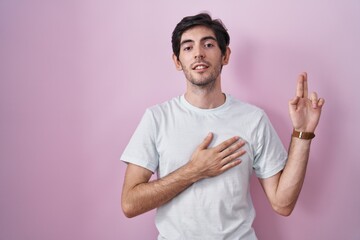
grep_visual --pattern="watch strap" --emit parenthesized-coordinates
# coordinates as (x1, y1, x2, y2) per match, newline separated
(292, 129, 315, 140)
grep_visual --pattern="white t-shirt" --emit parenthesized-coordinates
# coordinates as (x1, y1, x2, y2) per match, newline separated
(121, 94, 288, 240)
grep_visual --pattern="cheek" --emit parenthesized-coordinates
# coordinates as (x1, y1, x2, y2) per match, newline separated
(178, 57, 192, 69)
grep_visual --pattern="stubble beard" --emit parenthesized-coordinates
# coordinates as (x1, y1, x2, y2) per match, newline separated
(181, 62, 223, 91)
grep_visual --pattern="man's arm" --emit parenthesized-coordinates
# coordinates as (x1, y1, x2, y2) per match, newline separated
(121, 133, 246, 218)
(259, 72, 325, 216)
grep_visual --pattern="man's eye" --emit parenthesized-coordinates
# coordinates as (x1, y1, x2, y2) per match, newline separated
(183, 46, 192, 51)
(204, 43, 214, 48)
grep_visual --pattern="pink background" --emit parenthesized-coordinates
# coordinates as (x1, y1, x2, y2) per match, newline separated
(1, 1, 359, 239)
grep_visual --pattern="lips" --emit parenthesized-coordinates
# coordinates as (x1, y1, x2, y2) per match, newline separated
(192, 62, 209, 70)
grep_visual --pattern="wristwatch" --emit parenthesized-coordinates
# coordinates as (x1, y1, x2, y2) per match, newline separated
(292, 129, 315, 140)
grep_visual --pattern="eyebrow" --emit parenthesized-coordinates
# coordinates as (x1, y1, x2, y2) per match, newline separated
(180, 36, 217, 46)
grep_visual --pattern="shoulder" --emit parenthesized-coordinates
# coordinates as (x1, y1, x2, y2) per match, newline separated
(144, 96, 182, 119)
(227, 95, 266, 118)
(147, 96, 181, 111)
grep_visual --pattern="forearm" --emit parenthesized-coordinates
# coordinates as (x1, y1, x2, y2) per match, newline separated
(275, 137, 311, 213)
(122, 164, 199, 218)
(122, 134, 245, 218)
(265, 72, 324, 216)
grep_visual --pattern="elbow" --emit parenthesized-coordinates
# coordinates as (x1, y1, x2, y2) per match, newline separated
(273, 206, 293, 217)
(272, 202, 295, 217)
(121, 199, 138, 218)
(122, 208, 135, 219)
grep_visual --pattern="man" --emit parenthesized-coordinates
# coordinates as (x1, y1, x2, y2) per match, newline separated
(121, 13, 324, 240)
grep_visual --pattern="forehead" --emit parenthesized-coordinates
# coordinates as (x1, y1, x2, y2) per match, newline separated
(180, 25, 216, 42)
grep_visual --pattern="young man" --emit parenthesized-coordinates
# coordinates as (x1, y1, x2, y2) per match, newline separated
(121, 13, 324, 240)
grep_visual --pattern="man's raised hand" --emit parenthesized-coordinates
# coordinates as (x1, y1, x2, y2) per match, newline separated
(289, 72, 325, 133)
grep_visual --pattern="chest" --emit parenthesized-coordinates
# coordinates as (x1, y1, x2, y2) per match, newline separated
(154, 113, 256, 178)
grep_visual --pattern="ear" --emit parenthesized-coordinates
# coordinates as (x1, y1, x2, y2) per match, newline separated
(172, 54, 183, 71)
(222, 47, 231, 65)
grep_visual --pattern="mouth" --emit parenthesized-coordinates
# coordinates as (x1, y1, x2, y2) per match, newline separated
(192, 62, 209, 71)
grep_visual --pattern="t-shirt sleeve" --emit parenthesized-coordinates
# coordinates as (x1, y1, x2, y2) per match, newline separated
(120, 109, 159, 173)
(253, 112, 288, 179)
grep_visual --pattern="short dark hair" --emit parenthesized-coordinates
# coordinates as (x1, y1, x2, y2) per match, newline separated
(172, 13, 230, 60)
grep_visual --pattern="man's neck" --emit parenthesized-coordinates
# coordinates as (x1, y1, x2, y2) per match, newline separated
(184, 88, 226, 109)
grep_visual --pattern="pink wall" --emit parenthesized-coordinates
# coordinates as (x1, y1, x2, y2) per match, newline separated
(1, 1, 359, 239)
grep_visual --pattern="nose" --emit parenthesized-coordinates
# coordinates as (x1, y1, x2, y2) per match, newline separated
(195, 54, 204, 60)
(194, 45, 205, 60)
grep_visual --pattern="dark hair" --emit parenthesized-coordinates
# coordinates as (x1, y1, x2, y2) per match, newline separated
(172, 13, 230, 60)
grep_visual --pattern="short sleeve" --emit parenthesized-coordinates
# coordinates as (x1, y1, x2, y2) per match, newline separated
(120, 109, 159, 173)
(253, 112, 288, 179)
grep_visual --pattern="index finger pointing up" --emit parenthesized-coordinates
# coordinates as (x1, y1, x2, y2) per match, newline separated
(296, 72, 308, 98)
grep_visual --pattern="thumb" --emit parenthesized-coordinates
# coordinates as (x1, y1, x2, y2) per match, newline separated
(198, 132, 213, 150)
(289, 96, 300, 111)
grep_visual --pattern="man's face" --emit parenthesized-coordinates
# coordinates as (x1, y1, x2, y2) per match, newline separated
(173, 26, 230, 88)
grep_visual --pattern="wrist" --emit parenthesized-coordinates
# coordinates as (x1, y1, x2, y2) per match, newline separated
(181, 163, 203, 183)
